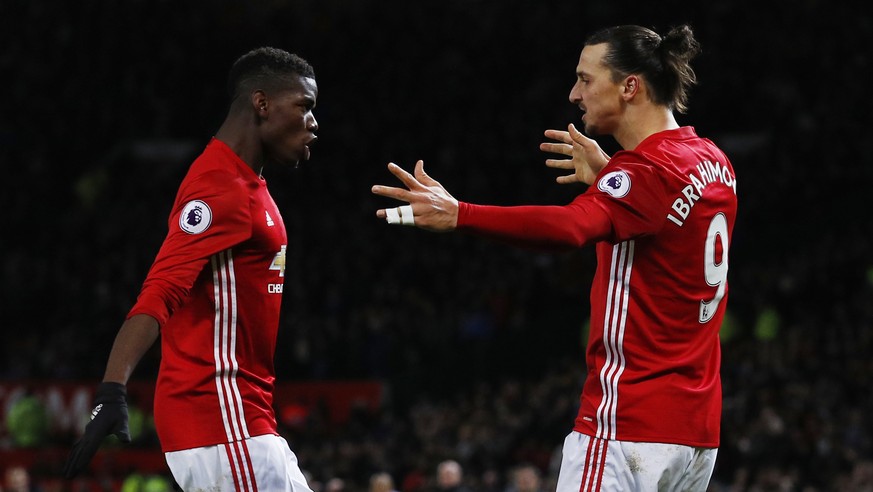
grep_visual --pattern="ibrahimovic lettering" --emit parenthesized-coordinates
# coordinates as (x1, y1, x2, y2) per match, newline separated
(666, 161, 736, 227)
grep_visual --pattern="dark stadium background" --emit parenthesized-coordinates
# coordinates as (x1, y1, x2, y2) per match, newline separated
(2, 1, 871, 490)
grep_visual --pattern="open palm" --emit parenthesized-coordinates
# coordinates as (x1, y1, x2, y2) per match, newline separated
(540, 124, 610, 185)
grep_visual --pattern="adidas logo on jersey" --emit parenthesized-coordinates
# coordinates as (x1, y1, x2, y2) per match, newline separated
(266, 211, 275, 227)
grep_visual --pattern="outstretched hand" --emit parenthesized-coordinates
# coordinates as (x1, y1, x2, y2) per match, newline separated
(540, 123, 610, 185)
(371, 160, 459, 232)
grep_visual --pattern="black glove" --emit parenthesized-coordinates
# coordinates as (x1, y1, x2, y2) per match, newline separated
(63, 382, 131, 478)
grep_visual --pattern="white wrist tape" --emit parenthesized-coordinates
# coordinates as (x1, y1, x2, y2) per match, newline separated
(385, 205, 415, 226)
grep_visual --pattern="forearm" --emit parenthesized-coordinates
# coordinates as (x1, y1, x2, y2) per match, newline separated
(456, 198, 613, 250)
(102, 314, 160, 384)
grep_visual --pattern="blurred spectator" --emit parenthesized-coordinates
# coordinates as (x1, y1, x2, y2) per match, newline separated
(3, 466, 40, 492)
(369, 472, 398, 492)
(325, 478, 346, 492)
(434, 460, 472, 492)
(504, 465, 543, 492)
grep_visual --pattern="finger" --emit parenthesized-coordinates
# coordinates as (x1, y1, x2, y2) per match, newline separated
(545, 158, 574, 170)
(413, 160, 438, 186)
(539, 142, 572, 156)
(556, 174, 579, 184)
(383, 204, 415, 226)
(64, 436, 98, 478)
(568, 124, 611, 164)
(110, 412, 132, 443)
(116, 427, 131, 443)
(568, 123, 592, 147)
(386, 162, 423, 191)
(543, 129, 572, 144)
(371, 184, 414, 203)
(63, 442, 83, 478)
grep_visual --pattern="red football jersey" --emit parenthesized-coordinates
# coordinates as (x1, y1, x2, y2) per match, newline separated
(457, 127, 736, 447)
(128, 138, 288, 452)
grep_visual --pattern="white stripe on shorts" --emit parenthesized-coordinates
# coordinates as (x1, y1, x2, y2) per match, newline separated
(556, 431, 718, 492)
(165, 434, 313, 492)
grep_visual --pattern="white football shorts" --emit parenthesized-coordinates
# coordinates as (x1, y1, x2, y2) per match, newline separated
(556, 431, 717, 492)
(164, 433, 312, 492)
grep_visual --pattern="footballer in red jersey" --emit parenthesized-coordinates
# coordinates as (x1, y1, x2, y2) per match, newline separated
(373, 25, 732, 491)
(66, 47, 319, 492)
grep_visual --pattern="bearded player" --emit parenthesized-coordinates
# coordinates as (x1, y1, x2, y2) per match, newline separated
(65, 47, 319, 492)
(372, 24, 736, 491)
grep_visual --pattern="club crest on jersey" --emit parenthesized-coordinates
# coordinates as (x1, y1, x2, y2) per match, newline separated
(179, 200, 213, 234)
(597, 170, 631, 198)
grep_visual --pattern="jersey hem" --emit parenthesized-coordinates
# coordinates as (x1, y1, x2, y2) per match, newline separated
(159, 430, 280, 453)
(572, 426, 719, 449)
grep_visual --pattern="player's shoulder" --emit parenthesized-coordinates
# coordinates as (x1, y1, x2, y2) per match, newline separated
(598, 150, 664, 187)
(182, 142, 252, 190)
(593, 132, 704, 200)
(188, 141, 241, 176)
(590, 156, 668, 203)
(611, 128, 731, 178)
(174, 158, 250, 210)
(607, 149, 659, 171)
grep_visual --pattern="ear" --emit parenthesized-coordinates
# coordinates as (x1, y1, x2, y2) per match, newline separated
(251, 90, 268, 116)
(622, 75, 641, 100)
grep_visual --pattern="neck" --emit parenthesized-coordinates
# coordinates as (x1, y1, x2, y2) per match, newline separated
(214, 110, 262, 172)
(614, 106, 679, 150)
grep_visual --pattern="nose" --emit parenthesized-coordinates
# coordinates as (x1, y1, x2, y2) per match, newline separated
(307, 114, 318, 133)
(569, 82, 581, 105)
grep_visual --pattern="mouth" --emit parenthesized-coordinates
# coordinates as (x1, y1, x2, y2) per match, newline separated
(303, 135, 318, 161)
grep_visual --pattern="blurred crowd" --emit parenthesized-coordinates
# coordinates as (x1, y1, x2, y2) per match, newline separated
(2, 0, 872, 490)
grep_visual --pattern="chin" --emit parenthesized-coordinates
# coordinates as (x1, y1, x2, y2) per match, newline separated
(274, 148, 305, 164)
(585, 121, 610, 137)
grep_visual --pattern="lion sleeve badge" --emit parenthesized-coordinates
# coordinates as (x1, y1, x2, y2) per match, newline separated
(179, 200, 213, 234)
(597, 170, 631, 198)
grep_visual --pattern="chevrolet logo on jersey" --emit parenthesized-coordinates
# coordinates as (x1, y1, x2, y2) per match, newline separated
(267, 245, 287, 293)
(269, 245, 287, 278)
